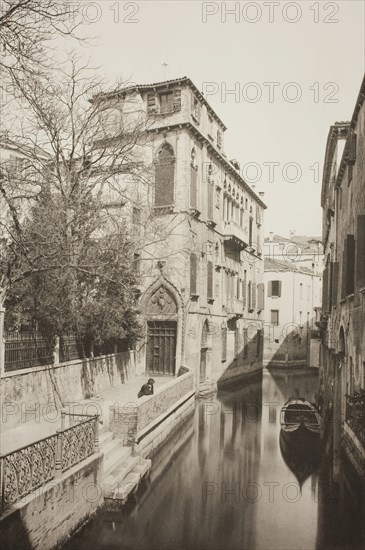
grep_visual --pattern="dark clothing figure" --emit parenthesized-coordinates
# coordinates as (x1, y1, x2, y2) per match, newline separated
(138, 378, 155, 398)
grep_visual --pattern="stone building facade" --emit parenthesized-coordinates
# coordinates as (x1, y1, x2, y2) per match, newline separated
(263, 256, 322, 368)
(97, 77, 266, 391)
(320, 75, 365, 477)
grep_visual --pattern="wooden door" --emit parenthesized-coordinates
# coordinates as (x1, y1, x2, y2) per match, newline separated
(146, 321, 177, 375)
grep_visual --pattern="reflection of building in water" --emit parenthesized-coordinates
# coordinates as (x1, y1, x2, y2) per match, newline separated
(254, 370, 320, 550)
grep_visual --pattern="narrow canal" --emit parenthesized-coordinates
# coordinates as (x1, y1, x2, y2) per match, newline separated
(64, 369, 364, 550)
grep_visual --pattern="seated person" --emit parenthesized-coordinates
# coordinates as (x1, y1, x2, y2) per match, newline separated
(138, 378, 155, 398)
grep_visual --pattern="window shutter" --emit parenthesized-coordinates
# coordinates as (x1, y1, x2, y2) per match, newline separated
(207, 261, 213, 300)
(190, 165, 197, 208)
(322, 264, 329, 312)
(190, 253, 197, 295)
(147, 93, 157, 115)
(256, 329, 262, 357)
(268, 281, 272, 297)
(173, 88, 181, 111)
(278, 281, 282, 297)
(341, 237, 348, 299)
(234, 328, 239, 359)
(221, 327, 227, 362)
(257, 283, 265, 311)
(242, 273, 247, 307)
(348, 131, 357, 165)
(346, 234, 355, 295)
(243, 328, 248, 359)
(252, 282, 257, 310)
(248, 281, 252, 309)
(208, 181, 213, 220)
(356, 215, 365, 289)
(331, 261, 339, 306)
(217, 130, 222, 148)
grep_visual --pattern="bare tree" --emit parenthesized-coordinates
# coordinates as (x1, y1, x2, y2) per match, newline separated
(0, 0, 81, 74)
(0, 55, 153, 346)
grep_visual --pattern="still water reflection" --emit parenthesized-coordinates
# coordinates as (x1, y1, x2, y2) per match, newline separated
(65, 369, 364, 550)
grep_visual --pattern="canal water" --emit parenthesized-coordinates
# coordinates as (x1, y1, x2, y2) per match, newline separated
(64, 369, 364, 550)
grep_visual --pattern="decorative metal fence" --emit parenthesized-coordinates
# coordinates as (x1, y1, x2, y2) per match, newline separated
(346, 394, 365, 448)
(59, 333, 81, 363)
(4, 331, 54, 372)
(0, 414, 99, 512)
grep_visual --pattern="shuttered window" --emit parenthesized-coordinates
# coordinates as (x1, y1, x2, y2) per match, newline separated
(208, 181, 214, 220)
(322, 264, 329, 312)
(256, 329, 262, 357)
(242, 271, 247, 307)
(207, 261, 213, 300)
(190, 165, 198, 208)
(243, 328, 248, 359)
(252, 282, 257, 310)
(356, 215, 365, 289)
(342, 235, 355, 296)
(248, 281, 252, 309)
(190, 253, 198, 296)
(160, 92, 174, 114)
(234, 328, 239, 359)
(147, 93, 157, 115)
(257, 283, 265, 311)
(173, 88, 181, 111)
(331, 261, 339, 306)
(155, 144, 174, 207)
(221, 327, 227, 362)
(346, 235, 355, 295)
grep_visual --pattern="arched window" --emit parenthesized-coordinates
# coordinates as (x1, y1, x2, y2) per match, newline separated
(155, 143, 175, 207)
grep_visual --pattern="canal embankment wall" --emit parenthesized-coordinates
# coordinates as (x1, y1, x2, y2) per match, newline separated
(1, 351, 135, 432)
(109, 369, 196, 456)
(0, 452, 104, 550)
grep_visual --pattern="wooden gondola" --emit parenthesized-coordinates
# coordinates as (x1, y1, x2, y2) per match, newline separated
(280, 397, 321, 434)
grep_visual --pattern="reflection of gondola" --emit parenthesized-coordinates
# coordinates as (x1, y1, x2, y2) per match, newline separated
(279, 429, 320, 487)
(280, 397, 321, 434)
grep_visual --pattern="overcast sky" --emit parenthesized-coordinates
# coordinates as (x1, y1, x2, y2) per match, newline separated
(66, 0, 365, 237)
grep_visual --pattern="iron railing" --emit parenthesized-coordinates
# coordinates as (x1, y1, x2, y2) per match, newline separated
(0, 412, 99, 512)
(4, 331, 54, 372)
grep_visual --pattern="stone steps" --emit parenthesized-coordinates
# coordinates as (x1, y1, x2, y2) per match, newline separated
(104, 457, 152, 504)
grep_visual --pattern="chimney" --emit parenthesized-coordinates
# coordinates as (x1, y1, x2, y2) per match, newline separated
(259, 191, 265, 197)
(252, 185, 256, 191)
(289, 229, 295, 239)
(269, 232, 274, 242)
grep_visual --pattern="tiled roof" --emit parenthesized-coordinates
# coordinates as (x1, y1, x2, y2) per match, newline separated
(264, 234, 322, 250)
(93, 76, 227, 130)
(264, 257, 314, 275)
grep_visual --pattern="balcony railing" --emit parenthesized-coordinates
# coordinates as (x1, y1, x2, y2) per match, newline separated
(223, 220, 249, 250)
(345, 393, 365, 448)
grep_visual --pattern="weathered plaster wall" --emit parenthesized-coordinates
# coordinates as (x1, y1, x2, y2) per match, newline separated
(1, 352, 135, 432)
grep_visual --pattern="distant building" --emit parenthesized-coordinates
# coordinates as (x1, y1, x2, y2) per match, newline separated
(263, 248, 322, 369)
(96, 77, 267, 391)
(320, 74, 365, 478)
